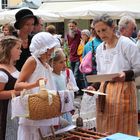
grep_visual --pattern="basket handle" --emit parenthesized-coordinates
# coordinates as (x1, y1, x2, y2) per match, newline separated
(39, 79, 53, 105)
(39, 79, 46, 91)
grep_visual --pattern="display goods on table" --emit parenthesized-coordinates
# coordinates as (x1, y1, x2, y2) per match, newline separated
(43, 127, 108, 140)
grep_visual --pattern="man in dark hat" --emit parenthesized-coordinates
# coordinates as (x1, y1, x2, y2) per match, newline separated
(13, 9, 37, 71)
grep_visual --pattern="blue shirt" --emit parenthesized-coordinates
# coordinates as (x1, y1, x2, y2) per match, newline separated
(82, 37, 102, 58)
(82, 37, 102, 74)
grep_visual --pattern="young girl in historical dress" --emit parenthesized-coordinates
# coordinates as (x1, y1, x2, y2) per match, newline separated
(14, 32, 60, 140)
(49, 48, 78, 124)
(0, 36, 21, 140)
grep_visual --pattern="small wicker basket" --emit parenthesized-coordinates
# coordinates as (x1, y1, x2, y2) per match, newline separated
(28, 80, 62, 120)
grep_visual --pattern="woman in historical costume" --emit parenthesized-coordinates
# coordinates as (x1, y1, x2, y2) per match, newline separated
(87, 14, 140, 136)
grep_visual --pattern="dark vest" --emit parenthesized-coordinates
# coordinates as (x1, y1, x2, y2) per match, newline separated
(0, 68, 17, 140)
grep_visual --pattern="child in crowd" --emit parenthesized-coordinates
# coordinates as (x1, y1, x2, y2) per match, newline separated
(2, 23, 15, 36)
(14, 32, 60, 140)
(49, 48, 79, 124)
(0, 36, 21, 140)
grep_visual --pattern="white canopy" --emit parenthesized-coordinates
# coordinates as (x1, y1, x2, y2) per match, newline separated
(39, 0, 140, 19)
(0, 7, 63, 24)
(1, 0, 140, 24)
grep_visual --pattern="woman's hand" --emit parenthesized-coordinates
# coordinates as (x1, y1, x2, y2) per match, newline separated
(86, 86, 96, 90)
(85, 86, 96, 96)
(112, 72, 125, 82)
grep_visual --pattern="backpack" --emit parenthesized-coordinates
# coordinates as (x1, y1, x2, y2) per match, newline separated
(79, 41, 97, 74)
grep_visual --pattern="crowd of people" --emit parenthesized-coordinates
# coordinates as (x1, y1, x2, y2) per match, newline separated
(0, 8, 140, 140)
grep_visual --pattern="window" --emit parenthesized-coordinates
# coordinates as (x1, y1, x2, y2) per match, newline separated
(2, 0, 7, 9)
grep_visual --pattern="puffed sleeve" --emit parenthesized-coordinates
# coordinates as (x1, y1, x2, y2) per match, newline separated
(0, 71, 8, 83)
(123, 38, 140, 77)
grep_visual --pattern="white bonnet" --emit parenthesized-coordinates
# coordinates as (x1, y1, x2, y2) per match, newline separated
(81, 29, 90, 37)
(30, 32, 59, 57)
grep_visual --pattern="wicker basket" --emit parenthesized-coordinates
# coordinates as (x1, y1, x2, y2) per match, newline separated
(28, 80, 62, 120)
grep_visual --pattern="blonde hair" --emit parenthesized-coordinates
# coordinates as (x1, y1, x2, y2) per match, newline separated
(46, 24, 56, 34)
(49, 48, 65, 66)
(2, 23, 15, 35)
(0, 36, 21, 64)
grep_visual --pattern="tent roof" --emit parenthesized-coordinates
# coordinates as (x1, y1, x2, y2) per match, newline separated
(0, 0, 140, 24)
(0, 7, 63, 24)
(39, 0, 140, 19)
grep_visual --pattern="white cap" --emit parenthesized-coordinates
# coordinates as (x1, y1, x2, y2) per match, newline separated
(81, 29, 90, 37)
(30, 32, 59, 57)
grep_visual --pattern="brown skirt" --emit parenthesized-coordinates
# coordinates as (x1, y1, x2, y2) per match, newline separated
(96, 81, 138, 136)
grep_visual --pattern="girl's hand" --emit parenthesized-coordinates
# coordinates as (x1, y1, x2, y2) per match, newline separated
(35, 78, 47, 87)
(12, 90, 21, 97)
(112, 72, 125, 82)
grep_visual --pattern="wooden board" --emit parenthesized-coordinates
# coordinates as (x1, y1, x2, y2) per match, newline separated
(86, 73, 119, 83)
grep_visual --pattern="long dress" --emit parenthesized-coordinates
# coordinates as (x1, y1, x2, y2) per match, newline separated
(0, 68, 19, 140)
(95, 36, 140, 136)
(52, 72, 73, 124)
(17, 55, 59, 140)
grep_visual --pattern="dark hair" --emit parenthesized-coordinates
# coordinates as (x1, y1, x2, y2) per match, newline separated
(92, 14, 114, 27)
(34, 16, 41, 26)
(68, 19, 77, 25)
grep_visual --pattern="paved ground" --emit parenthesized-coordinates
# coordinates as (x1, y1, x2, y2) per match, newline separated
(73, 94, 82, 114)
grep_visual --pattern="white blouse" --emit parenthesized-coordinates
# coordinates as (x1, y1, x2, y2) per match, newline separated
(96, 36, 140, 77)
(0, 70, 19, 83)
(52, 72, 67, 90)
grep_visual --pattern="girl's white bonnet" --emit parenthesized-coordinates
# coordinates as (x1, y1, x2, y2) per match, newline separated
(30, 32, 59, 57)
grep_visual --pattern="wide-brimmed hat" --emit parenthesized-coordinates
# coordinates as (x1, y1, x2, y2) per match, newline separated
(14, 9, 37, 29)
(30, 32, 60, 58)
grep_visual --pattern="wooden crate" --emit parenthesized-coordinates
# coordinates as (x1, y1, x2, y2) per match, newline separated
(42, 127, 108, 140)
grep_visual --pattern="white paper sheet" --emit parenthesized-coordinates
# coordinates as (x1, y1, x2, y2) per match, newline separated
(82, 89, 106, 95)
